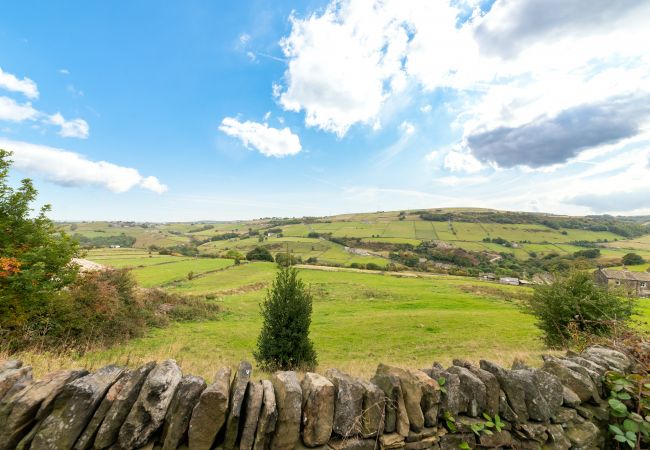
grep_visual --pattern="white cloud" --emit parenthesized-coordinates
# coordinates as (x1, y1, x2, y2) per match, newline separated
(399, 121, 415, 135)
(58, 68, 70, 75)
(219, 117, 302, 157)
(0, 97, 39, 122)
(48, 113, 90, 139)
(443, 147, 484, 173)
(0, 67, 39, 99)
(420, 104, 432, 113)
(0, 138, 167, 193)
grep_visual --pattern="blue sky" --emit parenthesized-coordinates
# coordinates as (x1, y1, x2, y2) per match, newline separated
(1, 0, 649, 221)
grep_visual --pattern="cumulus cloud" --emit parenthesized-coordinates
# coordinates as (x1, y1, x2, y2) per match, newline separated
(219, 117, 302, 157)
(474, 0, 648, 59)
(48, 113, 90, 139)
(0, 67, 39, 98)
(0, 138, 167, 193)
(443, 148, 483, 173)
(465, 94, 650, 168)
(0, 96, 39, 122)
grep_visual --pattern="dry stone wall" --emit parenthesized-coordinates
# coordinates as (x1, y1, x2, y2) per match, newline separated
(0, 346, 634, 450)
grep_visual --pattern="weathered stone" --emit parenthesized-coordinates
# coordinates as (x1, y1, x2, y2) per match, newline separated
(223, 360, 252, 450)
(542, 359, 597, 402)
(359, 379, 385, 438)
(565, 420, 599, 447)
(511, 438, 544, 449)
(545, 424, 571, 450)
(270, 371, 302, 450)
(551, 406, 577, 424)
(552, 356, 602, 393)
(446, 366, 485, 418)
(452, 359, 499, 417)
(498, 389, 519, 422)
(94, 361, 155, 449)
(581, 345, 631, 373)
(32, 365, 124, 450)
(406, 426, 438, 443)
(0, 366, 32, 401)
(118, 359, 182, 449)
(326, 368, 364, 437)
(161, 375, 206, 450)
(480, 360, 528, 421)
(371, 370, 408, 436)
(430, 367, 463, 419)
(0, 369, 86, 450)
(532, 369, 563, 417)
(407, 369, 440, 428)
(240, 381, 264, 450)
(404, 436, 438, 449)
(253, 379, 277, 450)
(479, 429, 512, 447)
(509, 369, 551, 422)
(302, 372, 335, 447)
(328, 437, 376, 450)
(379, 432, 405, 449)
(438, 433, 475, 450)
(295, 442, 332, 450)
(568, 355, 608, 375)
(74, 370, 131, 450)
(514, 421, 548, 442)
(188, 367, 231, 450)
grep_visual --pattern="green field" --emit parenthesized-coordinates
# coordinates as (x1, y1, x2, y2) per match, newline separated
(13, 247, 650, 379)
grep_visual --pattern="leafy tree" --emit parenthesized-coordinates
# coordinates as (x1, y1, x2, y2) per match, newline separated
(573, 248, 601, 259)
(0, 150, 79, 334)
(254, 264, 317, 371)
(622, 253, 645, 266)
(246, 246, 274, 262)
(275, 252, 301, 267)
(527, 271, 636, 347)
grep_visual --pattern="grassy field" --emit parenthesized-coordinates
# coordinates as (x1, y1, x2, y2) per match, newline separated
(10, 249, 650, 379)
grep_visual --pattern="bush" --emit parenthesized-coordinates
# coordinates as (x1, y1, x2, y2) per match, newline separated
(573, 248, 601, 259)
(2, 268, 220, 351)
(246, 246, 274, 262)
(275, 252, 301, 267)
(622, 253, 645, 266)
(0, 149, 79, 336)
(526, 271, 637, 347)
(254, 265, 317, 371)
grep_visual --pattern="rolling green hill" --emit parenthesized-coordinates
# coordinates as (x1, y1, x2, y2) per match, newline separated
(60, 208, 650, 276)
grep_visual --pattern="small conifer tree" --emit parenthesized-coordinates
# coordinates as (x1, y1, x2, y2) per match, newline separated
(254, 263, 317, 371)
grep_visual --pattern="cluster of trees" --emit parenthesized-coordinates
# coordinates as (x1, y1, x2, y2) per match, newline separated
(72, 232, 136, 249)
(0, 150, 217, 351)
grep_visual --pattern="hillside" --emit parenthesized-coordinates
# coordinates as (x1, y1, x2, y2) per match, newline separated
(59, 208, 650, 278)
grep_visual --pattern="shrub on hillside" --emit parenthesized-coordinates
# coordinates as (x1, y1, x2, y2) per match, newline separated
(622, 252, 645, 266)
(573, 248, 601, 259)
(526, 271, 637, 347)
(2, 268, 220, 352)
(275, 252, 301, 266)
(254, 264, 317, 371)
(246, 246, 274, 262)
(0, 149, 79, 337)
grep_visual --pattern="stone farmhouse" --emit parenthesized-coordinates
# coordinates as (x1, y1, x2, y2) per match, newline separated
(594, 268, 650, 297)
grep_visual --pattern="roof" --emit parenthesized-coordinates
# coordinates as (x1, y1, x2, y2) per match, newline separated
(599, 269, 650, 282)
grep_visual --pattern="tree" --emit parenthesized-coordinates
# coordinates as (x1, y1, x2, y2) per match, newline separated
(526, 271, 637, 347)
(622, 253, 645, 266)
(254, 264, 317, 371)
(275, 252, 301, 267)
(0, 150, 79, 333)
(246, 246, 274, 262)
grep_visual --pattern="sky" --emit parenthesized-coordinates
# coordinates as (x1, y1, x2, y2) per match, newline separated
(1, 0, 650, 221)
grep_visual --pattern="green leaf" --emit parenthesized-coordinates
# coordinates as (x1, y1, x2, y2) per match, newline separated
(609, 398, 628, 415)
(617, 392, 632, 400)
(485, 421, 494, 427)
(614, 434, 627, 443)
(624, 419, 640, 433)
(610, 424, 624, 435)
(458, 442, 471, 450)
(438, 377, 446, 386)
(482, 412, 492, 421)
(625, 431, 636, 441)
(483, 429, 493, 435)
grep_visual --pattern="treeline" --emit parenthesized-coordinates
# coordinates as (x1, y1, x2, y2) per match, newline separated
(72, 232, 136, 248)
(417, 211, 650, 238)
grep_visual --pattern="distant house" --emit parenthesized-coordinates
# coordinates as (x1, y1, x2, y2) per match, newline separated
(499, 277, 520, 286)
(594, 268, 650, 297)
(479, 272, 496, 281)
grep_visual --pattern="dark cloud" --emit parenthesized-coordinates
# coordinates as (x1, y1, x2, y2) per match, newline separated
(465, 94, 650, 168)
(568, 190, 650, 213)
(474, 0, 644, 58)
